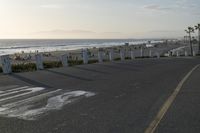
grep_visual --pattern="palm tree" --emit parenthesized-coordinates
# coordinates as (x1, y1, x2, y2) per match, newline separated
(195, 24, 200, 54)
(185, 27, 194, 55)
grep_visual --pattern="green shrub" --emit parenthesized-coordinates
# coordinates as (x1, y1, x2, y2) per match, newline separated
(0, 55, 168, 74)
(68, 60, 83, 66)
(114, 58, 121, 61)
(43, 61, 62, 69)
(0, 67, 2, 73)
(103, 59, 109, 62)
(125, 57, 131, 60)
(88, 59, 98, 64)
(135, 56, 150, 59)
(160, 55, 167, 58)
(12, 63, 37, 73)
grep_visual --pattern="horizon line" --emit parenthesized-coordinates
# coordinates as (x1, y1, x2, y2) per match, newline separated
(0, 37, 179, 40)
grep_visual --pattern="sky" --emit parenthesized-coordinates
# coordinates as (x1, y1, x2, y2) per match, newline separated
(0, 0, 199, 39)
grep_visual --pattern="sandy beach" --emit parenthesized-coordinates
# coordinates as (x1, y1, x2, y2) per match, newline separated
(9, 40, 183, 65)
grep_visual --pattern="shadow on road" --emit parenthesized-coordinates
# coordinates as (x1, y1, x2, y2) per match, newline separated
(45, 69, 93, 81)
(10, 74, 53, 88)
(95, 63, 141, 71)
(73, 66, 110, 74)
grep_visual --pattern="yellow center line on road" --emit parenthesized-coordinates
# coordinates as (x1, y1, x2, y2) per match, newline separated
(145, 64, 200, 133)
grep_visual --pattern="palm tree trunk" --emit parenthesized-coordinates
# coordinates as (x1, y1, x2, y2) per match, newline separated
(189, 33, 193, 56)
(198, 29, 200, 55)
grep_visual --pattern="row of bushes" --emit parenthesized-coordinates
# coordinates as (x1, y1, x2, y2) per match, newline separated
(0, 55, 182, 73)
(0, 59, 99, 73)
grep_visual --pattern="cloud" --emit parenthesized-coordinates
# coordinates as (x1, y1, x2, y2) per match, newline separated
(143, 4, 171, 11)
(149, 30, 184, 33)
(143, 4, 160, 10)
(174, 0, 199, 9)
(40, 4, 63, 9)
(35, 30, 124, 36)
(135, 30, 186, 39)
(30, 30, 128, 39)
(193, 12, 200, 16)
(102, 32, 123, 34)
(175, 0, 188, 5)
(35, 29, 96, 35)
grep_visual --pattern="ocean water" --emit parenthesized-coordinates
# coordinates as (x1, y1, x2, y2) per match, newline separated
(0, 39, 163, 55)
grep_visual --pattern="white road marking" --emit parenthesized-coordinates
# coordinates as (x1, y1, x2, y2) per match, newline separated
(0, 87, 30, 97)
(0, 87, 45, 102)
(0, 85, 20, 93)
(4, 86, 29, 92)
(3, 89, 62, 108)
(0, 86, 96, 120)
(8, 91, 95, 120)
(145, 64, 200, 133)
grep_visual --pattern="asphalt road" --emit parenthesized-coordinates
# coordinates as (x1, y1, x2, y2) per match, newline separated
(0, 57, 200, 133)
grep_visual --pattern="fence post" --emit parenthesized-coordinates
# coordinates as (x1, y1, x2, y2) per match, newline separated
(120, 49, 125, 61)
(35, 54, 44, 70)
(185, 51, 188, 56)
(109, 49, 114, 61)
(176, 51, 179, 57)
(61, 54, 68, 67)
(156, 52, 160, 58)
(172, 51, 175, 56)
(149, 50, 152, 57)
(193, 51, 196, 56)
(98, 50, 103, 63)
(82, 49, 88, 64)
(0, 55, 12, 74)
(140, 48, 143, 57)
(130, 51, 135, 59)
(168, 51, 171, 57)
